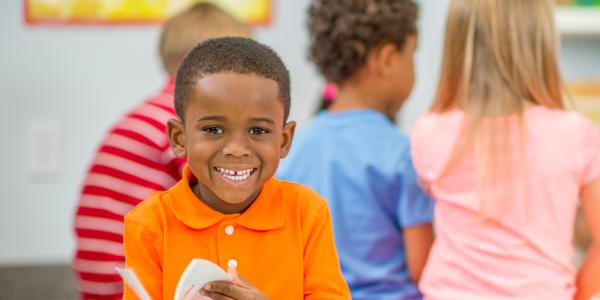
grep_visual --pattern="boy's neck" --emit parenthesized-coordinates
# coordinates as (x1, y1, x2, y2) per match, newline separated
(191, 182, 259, 215)
(328, 80, 393, 118)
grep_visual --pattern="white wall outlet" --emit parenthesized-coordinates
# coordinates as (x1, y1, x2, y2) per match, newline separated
(28, 120, 62, 178)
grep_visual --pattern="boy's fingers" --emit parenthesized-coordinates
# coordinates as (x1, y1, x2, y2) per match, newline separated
(182, 284, 196, 299)
(193, 292, 214, 300)
(182, 285, 213, 300)
(226, 265, 251, 287)
(201, 288, 235, 300)
(227, 264, 237, 278)
(204, 282, 245, 299)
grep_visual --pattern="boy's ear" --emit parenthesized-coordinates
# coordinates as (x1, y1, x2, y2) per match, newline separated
(369, 43, 398, 78)
(167, 118, 187, 158)
(279, 121, 296, 158)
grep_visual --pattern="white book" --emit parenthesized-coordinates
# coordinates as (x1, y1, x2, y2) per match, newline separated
(116, 258, 232, 300)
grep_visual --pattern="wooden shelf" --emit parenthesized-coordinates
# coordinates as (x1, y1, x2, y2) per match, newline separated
(555, 7, 600, 35)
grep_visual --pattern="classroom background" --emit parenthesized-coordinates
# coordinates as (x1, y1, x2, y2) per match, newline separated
(1, 0, 600, 298)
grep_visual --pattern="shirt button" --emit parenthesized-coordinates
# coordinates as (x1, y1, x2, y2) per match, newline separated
(225, 225, 234, 235)
(227, 259, 238, 268)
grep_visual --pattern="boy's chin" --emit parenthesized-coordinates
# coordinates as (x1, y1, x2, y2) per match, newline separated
(217, 192, 258, 206)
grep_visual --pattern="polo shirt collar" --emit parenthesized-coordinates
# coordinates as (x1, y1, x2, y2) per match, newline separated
(169, 165, 285, 231)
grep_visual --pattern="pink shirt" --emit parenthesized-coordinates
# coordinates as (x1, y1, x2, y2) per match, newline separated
(411, 106, 600, 300)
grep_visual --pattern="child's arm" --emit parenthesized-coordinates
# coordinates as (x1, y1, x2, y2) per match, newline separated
(397, 151, 435, 285)
(575, 207, 592, 252)
(404, 223, 434, 284)
(574, 177, 600, 300)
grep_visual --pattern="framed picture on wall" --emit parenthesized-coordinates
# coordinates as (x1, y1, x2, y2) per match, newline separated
(24, 0, 271, 26)
(554, 0, 600, 34)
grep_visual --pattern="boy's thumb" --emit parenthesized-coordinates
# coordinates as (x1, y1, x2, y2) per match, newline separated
(227, 263, 238, 278)
(227, 263, 249, 285)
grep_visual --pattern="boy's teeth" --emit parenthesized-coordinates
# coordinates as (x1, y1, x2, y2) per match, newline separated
(216, 167, 254, 181)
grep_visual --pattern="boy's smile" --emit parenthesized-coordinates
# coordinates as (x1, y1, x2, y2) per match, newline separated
(168, 72, 295, 214)
(215, 167, 255, 182)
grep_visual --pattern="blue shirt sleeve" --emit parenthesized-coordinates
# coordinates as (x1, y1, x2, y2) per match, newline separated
(396, 149, 434, 228)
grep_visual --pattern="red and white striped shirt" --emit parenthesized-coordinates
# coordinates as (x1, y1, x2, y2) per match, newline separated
(73, 79, 185, 299)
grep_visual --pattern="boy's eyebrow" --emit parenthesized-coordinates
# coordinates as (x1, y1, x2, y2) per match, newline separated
(250, 117, 275, 124)
(195, 115, 226, 122)
(194, 116, 275, 124)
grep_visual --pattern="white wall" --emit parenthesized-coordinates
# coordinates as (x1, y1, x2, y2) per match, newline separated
(0, 1, 164, 265)
(2, 0, 598, 266)
(560, 36, 600, 80)
(399, 0, 449, 132)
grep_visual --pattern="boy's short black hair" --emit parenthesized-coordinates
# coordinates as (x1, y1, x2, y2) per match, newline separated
(308, 0, 418, 85)
(175, 37, 291, 122)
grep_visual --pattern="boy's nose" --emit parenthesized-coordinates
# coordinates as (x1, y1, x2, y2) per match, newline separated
(222, 136, 251, 158)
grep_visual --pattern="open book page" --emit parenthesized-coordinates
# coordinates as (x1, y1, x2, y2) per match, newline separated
(116, 258, 232, 300)
(173, 259, 232, 300)
(115, 267, 151, 300)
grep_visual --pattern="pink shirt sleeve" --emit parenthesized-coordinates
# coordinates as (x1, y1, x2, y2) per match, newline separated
(580, 116, 600, 186)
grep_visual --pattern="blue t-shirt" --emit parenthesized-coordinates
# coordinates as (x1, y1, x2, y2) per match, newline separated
(277, 109, 433, 300)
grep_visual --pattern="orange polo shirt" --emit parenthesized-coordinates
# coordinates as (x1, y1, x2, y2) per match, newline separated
(123, 165, 350, 299)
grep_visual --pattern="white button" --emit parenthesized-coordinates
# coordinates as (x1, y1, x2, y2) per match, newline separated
(225, 225, 234, 235)
(227, 259, 238, 268)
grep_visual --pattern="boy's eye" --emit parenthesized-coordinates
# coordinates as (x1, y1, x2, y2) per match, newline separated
(203, 126, 224, 135)
(249, 127, 269, 135)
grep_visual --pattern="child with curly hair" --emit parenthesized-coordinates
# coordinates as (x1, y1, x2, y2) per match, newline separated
(278, 1, 433, 299)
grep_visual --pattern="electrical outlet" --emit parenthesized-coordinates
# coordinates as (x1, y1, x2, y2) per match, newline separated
(28, 120, 61, 177)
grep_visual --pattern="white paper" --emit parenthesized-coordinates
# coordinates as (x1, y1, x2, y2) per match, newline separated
(115, 267, 152, 300)
(173, 258, 232, 300)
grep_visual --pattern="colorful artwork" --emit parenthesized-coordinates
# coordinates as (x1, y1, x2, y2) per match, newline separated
(24, 0, 271, 26)
(556, 0, 600, 6)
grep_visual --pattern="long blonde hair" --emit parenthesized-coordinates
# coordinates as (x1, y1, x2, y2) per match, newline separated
(431, 0, 565, 218)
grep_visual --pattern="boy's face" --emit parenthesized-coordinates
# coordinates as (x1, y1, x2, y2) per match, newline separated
(169, 72, 295, 211)
(388, 34, 417, 115)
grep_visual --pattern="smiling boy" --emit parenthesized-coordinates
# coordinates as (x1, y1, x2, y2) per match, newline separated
(122, 37, 350, 300)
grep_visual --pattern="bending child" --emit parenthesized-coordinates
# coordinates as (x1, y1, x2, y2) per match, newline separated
(122, 37, 350, 300)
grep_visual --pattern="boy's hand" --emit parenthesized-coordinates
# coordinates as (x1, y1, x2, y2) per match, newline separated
(200, 265, 268, 300)
(181, 285, 212, 300)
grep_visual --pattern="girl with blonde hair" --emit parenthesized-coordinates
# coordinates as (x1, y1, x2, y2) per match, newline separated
(410, 0, 600, 299)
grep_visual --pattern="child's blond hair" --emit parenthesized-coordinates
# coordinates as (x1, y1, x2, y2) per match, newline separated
(431, 0, 565, 218)
(159, 2, 251, 76)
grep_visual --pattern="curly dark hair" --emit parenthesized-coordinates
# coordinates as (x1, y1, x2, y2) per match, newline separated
(175, 37, 291, 123)
(308, 0, 418, 84)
